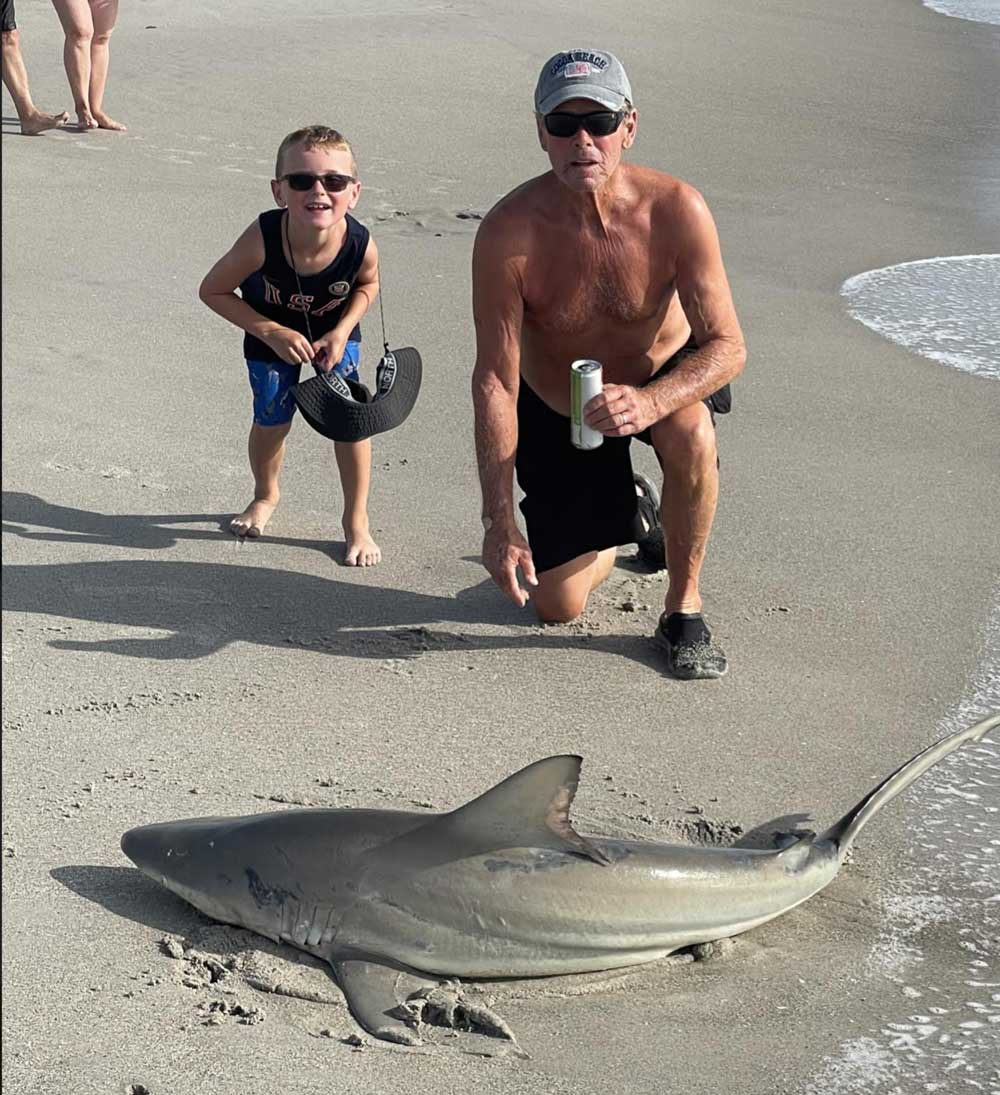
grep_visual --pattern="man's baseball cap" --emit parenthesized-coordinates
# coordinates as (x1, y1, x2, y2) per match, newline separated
(534, 49, 632, 115)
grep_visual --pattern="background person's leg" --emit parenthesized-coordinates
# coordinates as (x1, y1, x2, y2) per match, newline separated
(86, 0, 123, 129)
(50, 0, 95, 128)
(1, 27, 68, 132)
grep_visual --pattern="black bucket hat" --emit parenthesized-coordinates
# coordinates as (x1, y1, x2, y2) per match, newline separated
(290, 346, 422, 443)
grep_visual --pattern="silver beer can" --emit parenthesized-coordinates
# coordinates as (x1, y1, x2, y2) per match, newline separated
(570, 360, 604, 450)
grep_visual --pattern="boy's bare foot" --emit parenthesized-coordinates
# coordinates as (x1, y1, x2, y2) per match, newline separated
(75, 109, 98, 130)
(93, 111, 126, 132)
(230, 498, 278, 539)
(344, 524, 381, 567)
(20, 110, 70, 135)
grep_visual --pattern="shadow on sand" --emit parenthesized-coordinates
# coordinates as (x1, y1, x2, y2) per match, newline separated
(52, 864, 199, 935)
(50, 865, 332, 983)
(3, 491, 664, 669)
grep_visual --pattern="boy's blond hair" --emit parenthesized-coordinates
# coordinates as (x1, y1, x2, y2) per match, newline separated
(275, 126, 357, 178)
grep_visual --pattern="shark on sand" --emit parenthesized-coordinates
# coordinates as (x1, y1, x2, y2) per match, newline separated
(122, 713, 998, 1047)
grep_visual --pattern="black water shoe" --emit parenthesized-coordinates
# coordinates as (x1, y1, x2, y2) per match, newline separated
(654, 612, 728, 680)
(634, 473, 666, 571)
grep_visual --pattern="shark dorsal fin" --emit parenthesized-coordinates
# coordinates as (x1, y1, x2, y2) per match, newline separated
(362, 756, 610, 877)
(446, 755, 610, 866)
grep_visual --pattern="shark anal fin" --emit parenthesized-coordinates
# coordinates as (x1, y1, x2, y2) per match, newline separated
(332, 955, 429, 1046)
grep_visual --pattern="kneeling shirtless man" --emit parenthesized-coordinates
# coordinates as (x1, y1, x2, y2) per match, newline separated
(472, 48, 746, 680)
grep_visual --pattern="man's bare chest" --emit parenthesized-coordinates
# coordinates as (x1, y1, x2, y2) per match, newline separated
(523, 232, 675, 334)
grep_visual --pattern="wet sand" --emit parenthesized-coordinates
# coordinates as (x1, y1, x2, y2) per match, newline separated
(3, 1, 998, 1092)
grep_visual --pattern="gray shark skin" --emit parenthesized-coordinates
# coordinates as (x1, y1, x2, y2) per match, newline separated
(121, 713, 997, 1046)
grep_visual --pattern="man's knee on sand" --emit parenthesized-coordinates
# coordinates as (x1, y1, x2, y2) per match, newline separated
(530, 591, 587, 626)
(532, 586, 588, 625)
(530, 549, 616, 624)
(531, 560, 593, 623)
(648, 402, 718, 478)
(2, 28, 19, 50)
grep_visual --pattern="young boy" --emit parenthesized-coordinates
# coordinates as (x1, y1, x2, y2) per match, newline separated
(200, 125, 382, 566)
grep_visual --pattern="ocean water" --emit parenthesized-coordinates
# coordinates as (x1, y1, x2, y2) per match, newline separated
(805, 608, 999, 1094)
(840, 255, 1000, 381)
(810, 260, 999, 1090)
(921, 0, 1000, 25)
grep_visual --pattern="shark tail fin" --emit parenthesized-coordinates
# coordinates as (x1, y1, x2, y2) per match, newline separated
(818, 712, 998, 856)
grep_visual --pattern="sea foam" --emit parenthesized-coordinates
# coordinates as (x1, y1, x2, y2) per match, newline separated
(840, 254, 1000, 380)
(921, 0, 1000, 25)
(804, 604, 1000, 1094)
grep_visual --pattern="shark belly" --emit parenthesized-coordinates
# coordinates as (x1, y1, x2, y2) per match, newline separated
(340, 841, 839, 978)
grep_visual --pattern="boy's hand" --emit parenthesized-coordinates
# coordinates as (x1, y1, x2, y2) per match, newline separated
(262, 327, 315, 366)
(312, 330, 349, 374)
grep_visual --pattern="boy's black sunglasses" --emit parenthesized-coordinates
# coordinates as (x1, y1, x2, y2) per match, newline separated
(542, 109, 626, 139)
(281, 172, 357, 193)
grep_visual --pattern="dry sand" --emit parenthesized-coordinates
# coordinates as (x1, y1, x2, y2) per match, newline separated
(3, 1, 998, 1092)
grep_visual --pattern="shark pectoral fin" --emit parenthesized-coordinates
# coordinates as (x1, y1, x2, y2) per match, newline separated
(332, 956, 424, 1046)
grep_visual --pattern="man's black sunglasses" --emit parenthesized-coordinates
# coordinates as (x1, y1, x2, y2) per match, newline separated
(542, 109, 626, 139)
(281, 172, 357, 193)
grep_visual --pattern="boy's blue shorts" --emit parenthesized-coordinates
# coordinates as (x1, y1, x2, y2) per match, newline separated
(246, 340, 361, 427)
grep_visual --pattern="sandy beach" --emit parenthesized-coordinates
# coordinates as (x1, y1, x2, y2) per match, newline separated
(3, 1, 998, 1092)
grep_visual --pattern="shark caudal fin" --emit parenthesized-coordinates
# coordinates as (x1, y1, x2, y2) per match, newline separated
(819, 712, 998, 856)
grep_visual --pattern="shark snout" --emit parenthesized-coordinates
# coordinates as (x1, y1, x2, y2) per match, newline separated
(120, 823, 163, 873)
(121, 822, 192, 882)
(120, 816, 230, 880)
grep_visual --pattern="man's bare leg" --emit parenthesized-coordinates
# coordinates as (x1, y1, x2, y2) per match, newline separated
(230, 421, 291, 538)
(531, 547, 617, 624)
(87, 0, 123, 130)
(1, 29, 69, 133)
(650, 401, 719, 614)
(649, 401, 727, 678)
(334, 438, 381, 566)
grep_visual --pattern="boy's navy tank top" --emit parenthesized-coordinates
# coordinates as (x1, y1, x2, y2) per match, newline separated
(240, 209, 370, 363)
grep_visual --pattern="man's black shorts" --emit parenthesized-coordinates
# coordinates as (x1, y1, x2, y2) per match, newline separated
(2, 0, 17, 33)
(515, 339, 731, 574)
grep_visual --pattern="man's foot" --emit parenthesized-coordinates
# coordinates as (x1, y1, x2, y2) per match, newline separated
(634, 473, 666, 571)
(230, 498, 277, 539)
(75, 108, 98, 130)
(20, 109, 69, 135)
(654, 612, 728, 680)
(93, 111, 126, 132)
(344, 524, 381, 567)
